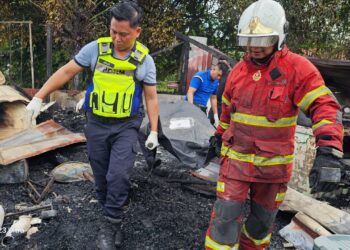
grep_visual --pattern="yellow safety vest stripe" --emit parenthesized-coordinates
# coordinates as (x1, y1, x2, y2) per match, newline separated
(221, 145, 294, 166)
(312, 119, 333, 131)
(231, 112, 297, 128)
(297, 85, 332, 112)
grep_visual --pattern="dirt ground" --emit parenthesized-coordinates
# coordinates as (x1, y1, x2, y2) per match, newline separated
(1, 107, 347, 250)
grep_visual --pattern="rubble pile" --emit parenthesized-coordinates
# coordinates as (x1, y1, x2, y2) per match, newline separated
(0, 107, 292, 249)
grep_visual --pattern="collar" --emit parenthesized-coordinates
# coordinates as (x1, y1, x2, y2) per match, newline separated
(244, 46, 289, 70)
(112, 42, 137, 60)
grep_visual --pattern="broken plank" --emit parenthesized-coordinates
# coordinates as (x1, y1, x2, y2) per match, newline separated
(280, 187, 350, 234)
(175, 32, 236, 65)
(294, 212, 332, 237)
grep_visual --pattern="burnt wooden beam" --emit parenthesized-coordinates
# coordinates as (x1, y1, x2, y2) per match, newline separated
(150, 42, 184, 57)
(178, 42, 190, 95)
(175, 32, 236, 65)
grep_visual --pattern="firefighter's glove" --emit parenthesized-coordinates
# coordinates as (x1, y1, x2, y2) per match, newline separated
(75, 97, 85, 112)
(26, 97, 43, 125)
(214, 113, 219, 128)
(309, 146, 344, 194)
(215, 135, 222, 158)
(145, 131, 159, 150)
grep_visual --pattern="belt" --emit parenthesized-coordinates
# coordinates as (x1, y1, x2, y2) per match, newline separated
(87, 112, 138, 124)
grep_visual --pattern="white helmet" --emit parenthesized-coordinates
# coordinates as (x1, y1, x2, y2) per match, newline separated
(237, 0, 288, 50)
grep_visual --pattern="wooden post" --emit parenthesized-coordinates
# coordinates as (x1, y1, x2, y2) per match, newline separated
(175, 32, 236, 66)
(178, 42, 190, 95)
(29, 21, 34, 88)
(46, 23, 53, 79)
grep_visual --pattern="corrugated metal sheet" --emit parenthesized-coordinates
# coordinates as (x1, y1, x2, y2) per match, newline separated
(186, 36, 213, 91)
(308, 57, 350, 98)
(0, 119, 86, 165)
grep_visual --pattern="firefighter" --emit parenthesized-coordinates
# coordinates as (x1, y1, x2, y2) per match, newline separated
(25, 2, 159, 249)
(205, 0, 344, 249)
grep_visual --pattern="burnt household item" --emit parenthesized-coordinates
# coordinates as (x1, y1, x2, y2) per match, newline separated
(0, 85, 30, 140)
(139, 101, 215, 169)
(313, 235, 350, 250)
(0, 205, 4, 228)
(0, 160, 28, 184)
(1, 215, 32, 246)
(40, 209, 58, 219)
(51, 161, 93, 183)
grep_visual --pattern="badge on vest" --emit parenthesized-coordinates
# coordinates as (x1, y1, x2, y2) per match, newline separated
(133, 49, 143, 61)
(253, 70, 261, 81)
(98, 59, 115, 68)
(101, 42, 110, 53)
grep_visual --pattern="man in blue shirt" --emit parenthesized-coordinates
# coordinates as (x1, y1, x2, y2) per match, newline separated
(186, 63, 225, 127)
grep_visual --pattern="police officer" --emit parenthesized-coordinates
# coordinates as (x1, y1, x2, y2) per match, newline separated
(26, 2, 159, 249)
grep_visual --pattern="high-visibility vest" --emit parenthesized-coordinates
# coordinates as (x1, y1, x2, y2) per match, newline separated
(89, 37, 149, 118)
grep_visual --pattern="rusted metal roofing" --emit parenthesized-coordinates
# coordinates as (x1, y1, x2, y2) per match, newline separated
(308, 57, 350, 97)
(0, 120, 86, 165)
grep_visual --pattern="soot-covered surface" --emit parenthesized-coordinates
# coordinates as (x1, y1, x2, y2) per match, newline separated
(0, 107, 306, 249)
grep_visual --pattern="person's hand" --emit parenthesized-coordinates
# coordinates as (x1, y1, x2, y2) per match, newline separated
(145, 131, 159, 150)
(309, 146, 344, 193)
(214, 113, 219, 128)
(26, 97, 43, 125)
(75, 97, 85, 112)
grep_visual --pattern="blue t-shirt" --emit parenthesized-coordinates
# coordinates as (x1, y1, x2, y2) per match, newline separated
(185, 70, 219, 106)
(74, 40, 156, 115)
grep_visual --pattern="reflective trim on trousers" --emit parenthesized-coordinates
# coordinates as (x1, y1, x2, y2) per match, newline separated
(275, 192, 286, 202)
(216, 181, 225, 193)
(205, 236, 239, 250)
(241, 224, 272, 246)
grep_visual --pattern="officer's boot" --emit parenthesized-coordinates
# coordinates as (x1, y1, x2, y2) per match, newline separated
(114, 220, 123, 248)
(97, 217, 122, 250)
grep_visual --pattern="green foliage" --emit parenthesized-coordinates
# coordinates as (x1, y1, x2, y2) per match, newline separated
(156, 81, 177, 94)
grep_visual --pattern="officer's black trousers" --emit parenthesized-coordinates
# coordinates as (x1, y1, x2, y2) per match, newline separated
(85, 113, 143, 219)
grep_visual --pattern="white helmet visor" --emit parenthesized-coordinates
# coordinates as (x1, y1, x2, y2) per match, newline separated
(237, 35, 278, 47)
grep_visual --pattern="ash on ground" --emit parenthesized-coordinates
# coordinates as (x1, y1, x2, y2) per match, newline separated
(0, 107, 314, 249)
